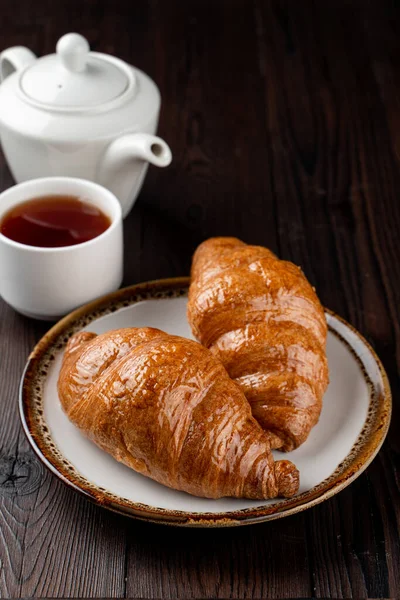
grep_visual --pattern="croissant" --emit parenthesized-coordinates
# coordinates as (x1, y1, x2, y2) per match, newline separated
(58, 327, 299, 499)
(187, 237, 329, 452)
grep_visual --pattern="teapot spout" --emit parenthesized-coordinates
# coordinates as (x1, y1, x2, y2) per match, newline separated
(99, 133, 172, 217)
(104, 133, 172, 168)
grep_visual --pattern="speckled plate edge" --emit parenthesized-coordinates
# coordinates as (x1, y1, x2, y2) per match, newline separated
(19, 277, 392, 527)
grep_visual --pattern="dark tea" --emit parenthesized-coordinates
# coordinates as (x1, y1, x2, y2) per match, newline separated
(0, 195, 111, 248)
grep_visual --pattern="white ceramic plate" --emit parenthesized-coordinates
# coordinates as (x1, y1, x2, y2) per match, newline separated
(20, 278, 391, 527)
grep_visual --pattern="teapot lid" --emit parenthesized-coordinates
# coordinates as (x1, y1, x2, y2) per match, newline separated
(19, 33, 135, 111)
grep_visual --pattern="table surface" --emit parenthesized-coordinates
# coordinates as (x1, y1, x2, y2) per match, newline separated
(0, 0, 399, 598)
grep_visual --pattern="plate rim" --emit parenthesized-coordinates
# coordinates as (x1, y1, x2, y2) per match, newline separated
(19, 276, 392, 527)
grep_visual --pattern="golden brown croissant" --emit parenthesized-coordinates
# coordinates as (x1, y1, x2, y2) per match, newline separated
(187, 237, 329, 452)
(58, 327, 299, 499)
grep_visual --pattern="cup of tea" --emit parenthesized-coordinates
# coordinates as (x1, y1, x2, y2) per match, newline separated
(0, 177, 123, 320)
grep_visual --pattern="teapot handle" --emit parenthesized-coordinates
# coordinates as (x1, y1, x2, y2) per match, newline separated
(0, 47, 36, 82)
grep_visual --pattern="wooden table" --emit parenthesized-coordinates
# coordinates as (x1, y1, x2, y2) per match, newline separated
(0, 1, 399, 597)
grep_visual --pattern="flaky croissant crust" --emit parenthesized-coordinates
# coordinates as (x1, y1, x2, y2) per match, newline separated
(188, 237, 329, 451)
(58, 327, 299, 499)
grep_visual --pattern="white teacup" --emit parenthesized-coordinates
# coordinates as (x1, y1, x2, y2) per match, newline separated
(0, 177, 123, 320)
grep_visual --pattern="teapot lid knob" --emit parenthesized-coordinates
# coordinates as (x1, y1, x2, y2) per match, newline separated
(56, 33, 89, 73)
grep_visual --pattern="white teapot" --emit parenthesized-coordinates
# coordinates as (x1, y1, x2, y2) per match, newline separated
(0, 33, 172, 217)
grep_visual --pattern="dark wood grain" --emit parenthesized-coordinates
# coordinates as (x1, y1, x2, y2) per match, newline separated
(0, 0, 399, 598)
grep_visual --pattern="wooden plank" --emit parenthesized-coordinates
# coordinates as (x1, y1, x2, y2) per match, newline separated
(0, 1, 129, 597)
(254, 0, 399, 597)
(123, 1, 310, 596)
